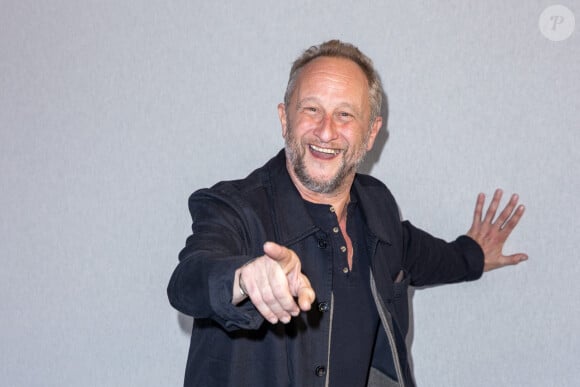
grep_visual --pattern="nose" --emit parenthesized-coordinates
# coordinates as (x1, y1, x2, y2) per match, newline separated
(313, 114, 338, 143)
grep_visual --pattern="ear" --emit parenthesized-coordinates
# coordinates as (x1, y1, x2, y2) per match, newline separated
(277, 103, 288, 138)
(366, 116, 383, 151)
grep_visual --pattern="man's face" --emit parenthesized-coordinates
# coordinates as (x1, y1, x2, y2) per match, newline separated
(278, 56, 382, 195)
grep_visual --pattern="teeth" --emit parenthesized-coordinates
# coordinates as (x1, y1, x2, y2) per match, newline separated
(310, 145, 340, 155)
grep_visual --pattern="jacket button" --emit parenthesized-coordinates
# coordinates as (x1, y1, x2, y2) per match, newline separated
(315, 365, 326, 377)
(317, 239, 327, 249)
(318, 302, 329, 312)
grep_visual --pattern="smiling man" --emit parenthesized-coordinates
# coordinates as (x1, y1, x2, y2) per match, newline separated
(168, 40, 527, 387)
(281, 55, 381, 199)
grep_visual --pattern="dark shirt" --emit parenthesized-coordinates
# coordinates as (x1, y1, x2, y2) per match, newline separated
(304, 193, 380, 386)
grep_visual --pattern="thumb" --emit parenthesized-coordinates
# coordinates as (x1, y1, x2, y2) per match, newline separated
(296, 274, 316, 311)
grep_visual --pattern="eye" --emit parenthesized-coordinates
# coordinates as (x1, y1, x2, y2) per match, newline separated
(336, 111, 354, 121)
(301, 106, 323, 120)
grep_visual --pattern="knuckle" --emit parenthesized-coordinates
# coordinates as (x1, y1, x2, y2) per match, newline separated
(261, 292, 276, 305)
(279, 300, 294, 311)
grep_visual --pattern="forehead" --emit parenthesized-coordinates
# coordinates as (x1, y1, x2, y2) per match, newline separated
(294, 56, 369, 102)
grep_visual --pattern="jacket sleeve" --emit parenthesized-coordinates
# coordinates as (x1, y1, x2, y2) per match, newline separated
(401, 220, 484, 287)
(167, 189, 266, 331)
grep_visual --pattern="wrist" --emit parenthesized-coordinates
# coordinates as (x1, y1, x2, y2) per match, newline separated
(231, 268, 245, 305)
(231, 258, 258, 305)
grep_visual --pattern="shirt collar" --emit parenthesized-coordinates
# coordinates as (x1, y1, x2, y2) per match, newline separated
(265, 150, 394, 246)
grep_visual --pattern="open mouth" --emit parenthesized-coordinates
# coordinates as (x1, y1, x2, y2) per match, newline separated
(309, 144, 341, 156)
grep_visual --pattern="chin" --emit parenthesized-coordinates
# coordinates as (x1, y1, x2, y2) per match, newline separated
(299, 168, 345, 194)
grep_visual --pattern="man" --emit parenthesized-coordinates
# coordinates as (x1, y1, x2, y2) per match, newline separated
(167, 40, 527, 387)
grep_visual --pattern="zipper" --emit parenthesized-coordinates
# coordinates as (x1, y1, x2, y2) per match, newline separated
(370, 270, 405, 387)
(324, 292, 334, 387)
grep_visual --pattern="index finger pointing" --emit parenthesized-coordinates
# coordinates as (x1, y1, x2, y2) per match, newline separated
(263, 241, 296, 274)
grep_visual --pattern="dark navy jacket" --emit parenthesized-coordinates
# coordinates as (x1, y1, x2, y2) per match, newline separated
(167, 150, 484, 387)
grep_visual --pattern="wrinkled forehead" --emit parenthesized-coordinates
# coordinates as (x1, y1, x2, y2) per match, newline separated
(292, 57, 370, 106)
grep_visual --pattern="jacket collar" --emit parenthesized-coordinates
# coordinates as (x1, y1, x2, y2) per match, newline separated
(352, 175, 394, 246)
(264, 150, 393, 246)
(264, 150, 318, 245)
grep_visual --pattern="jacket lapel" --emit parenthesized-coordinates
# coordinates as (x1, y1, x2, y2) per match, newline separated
(264, 150, 319, 246)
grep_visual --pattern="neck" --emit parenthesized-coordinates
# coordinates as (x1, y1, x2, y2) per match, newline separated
(288, 170, 353, 222)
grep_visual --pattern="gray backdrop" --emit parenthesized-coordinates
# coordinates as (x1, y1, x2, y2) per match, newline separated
(1, 1, 578, 386)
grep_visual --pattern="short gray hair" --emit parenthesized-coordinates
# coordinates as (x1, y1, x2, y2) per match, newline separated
(284, 40, 383, 123)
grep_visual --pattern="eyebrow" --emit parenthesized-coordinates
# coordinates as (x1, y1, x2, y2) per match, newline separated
(296, 98, 320, 109)
(296, 98, 362, 117)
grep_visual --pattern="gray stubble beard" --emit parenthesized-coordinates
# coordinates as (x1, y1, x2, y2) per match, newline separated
(284, 123, 370, 194)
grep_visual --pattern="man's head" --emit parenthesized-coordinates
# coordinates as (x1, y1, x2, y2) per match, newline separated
(284, 40, 383, 126)
(278, 40, 383, 196)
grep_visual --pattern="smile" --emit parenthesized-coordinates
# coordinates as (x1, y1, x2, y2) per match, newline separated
(309, 144, 342, 155)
